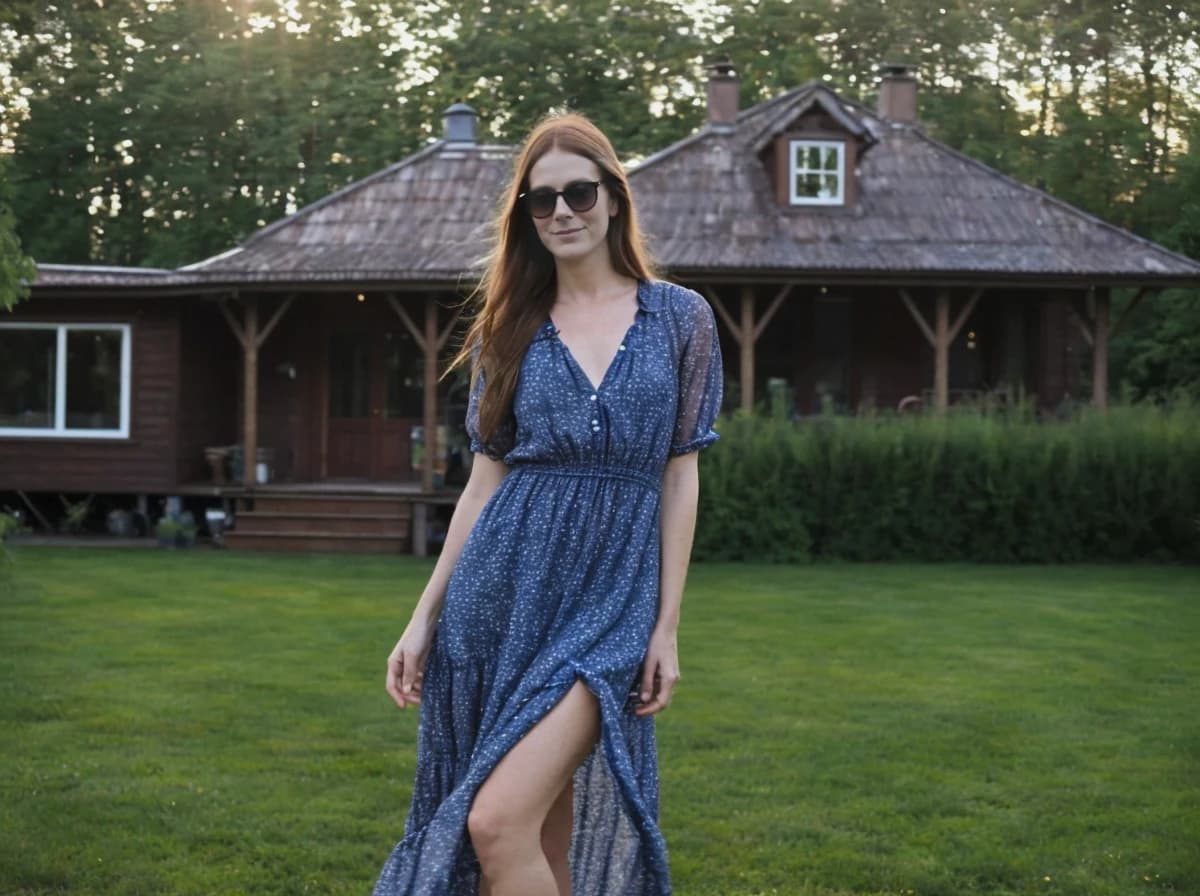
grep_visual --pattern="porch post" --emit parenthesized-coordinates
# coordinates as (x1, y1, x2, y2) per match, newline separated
(243, 297, 259, 486)
(410, 294, 440, 558)
(740, 286, 755, 411)
(1092, 288, 1110, 410)
(702, 283, 790, 413)
(422, 293, 439, 493)
(933, 289, 950, 413)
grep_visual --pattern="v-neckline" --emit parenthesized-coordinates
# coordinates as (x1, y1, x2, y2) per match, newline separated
(548, 290, 641, 393)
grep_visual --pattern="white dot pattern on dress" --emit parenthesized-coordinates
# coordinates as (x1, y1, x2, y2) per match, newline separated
(373, 279, 724, 896)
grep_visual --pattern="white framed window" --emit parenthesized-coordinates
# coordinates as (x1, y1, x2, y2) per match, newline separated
(0, 322, 132, 438)
(789, 139, 844, 205)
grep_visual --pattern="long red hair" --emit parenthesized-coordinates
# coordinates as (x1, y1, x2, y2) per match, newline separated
(447, 113, 656, 444)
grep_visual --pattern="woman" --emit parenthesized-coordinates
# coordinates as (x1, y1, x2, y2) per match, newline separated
(374, 112, 723, 896)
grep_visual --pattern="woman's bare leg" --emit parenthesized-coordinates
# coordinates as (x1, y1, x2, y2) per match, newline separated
(468, 681, 599, 896)
(542, 777, 574, 895)
(480, 779, 574, 896)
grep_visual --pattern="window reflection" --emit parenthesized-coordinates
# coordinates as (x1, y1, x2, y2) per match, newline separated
(66, 330, 121, 429)
(0, 329, 56, 428)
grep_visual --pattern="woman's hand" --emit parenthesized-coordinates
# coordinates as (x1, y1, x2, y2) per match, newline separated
(634, 627, 680, 717)
(385, 616, 436, 710)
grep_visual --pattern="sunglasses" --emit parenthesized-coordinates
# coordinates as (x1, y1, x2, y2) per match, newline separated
(519, 180, 603, 219)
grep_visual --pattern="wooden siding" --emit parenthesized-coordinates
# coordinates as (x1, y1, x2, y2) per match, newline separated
(854, 293, 929, 409)
(256, 297, 319, 482)
(1037, 294, 1081, 406)
(176, 302, 240, 484)
(0, 298, 181, 493)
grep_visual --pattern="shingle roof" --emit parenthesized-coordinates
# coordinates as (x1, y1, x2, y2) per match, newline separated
(628, 83, 1200, 283)
(180, 141, 516, 283)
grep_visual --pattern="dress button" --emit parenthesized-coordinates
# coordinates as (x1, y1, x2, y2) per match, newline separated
(618, 344, 626, 351)
(590, 394, 597, 401)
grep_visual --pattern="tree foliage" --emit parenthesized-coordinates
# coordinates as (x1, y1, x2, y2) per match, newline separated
(2, 0, 1198, 392)
(0, 157, 35, 310)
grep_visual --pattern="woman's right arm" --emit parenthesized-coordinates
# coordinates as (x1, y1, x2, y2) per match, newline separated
(386, 454, 509, 709)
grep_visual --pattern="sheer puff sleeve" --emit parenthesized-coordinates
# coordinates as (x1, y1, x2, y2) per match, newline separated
(464, 353, 516, 462)
(670, 290, 725, 456)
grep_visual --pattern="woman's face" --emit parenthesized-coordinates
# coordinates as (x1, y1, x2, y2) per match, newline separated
(524, 148, 618, 266)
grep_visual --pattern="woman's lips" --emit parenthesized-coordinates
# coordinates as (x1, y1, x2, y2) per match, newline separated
(551, 227, 583, 237)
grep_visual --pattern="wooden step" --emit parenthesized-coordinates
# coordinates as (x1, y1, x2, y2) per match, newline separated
(234, 511, 410, 535)
(224, 530, 410, 554)
(248, 495, 414, 516)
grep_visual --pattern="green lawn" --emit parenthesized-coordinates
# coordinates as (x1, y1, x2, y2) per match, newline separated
(1, 548, 1196, 896)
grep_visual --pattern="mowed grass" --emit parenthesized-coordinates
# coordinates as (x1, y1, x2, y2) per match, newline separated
(1, 549, 1197, 896)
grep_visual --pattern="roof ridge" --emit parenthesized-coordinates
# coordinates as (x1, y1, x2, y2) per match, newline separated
(630, 82, 823, 178)
(908, 128, 1200, 273)
(736, 81, 822, 122)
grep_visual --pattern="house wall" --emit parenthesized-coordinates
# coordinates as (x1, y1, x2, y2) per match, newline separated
(1037, 291, 1083, 407)
(0, 296, 181, 493)
(853, 290, 929, 410)
(252, 296, 329, 482)
(176, 302, 240, 484)
(243, 293, 443, 484)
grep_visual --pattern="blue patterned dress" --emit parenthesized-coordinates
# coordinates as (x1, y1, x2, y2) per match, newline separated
(373, 279, 724, 896)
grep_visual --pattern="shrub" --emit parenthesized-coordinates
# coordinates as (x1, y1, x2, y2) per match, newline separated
(694, 400, 1200, 563)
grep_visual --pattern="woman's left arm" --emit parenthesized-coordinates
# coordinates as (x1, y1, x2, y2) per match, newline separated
(635, 450, 700, 717)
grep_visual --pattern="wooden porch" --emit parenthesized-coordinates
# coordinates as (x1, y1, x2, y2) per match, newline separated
(187, 288, 468, 555)
(177, 480, 462, 554)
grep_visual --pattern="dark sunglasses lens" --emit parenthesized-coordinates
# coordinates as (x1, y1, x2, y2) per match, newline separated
(525, 188, 557, 218)
(563, 181, 599, 212)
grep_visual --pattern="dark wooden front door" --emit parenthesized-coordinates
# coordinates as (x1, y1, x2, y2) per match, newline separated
(326, 324, 423, 480)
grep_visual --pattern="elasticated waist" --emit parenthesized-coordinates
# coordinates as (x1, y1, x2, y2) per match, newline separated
(509, 461, 660, 492)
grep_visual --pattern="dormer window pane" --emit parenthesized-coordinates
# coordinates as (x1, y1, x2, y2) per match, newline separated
(798, 172, 821, 197)
(790, 139, 844, 206)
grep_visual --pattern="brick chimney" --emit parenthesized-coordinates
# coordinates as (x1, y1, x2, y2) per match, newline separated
(442, 102, 477, 144)
(706, 59, 738, 131)
(877, 63, 917, 124)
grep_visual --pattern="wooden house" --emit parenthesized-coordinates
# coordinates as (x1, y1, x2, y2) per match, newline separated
(633, 63, 1200, 414)
(4, 69, 1198, 553)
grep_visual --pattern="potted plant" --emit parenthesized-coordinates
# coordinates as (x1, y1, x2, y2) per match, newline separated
(155, 517, 181, 548)
(178, 510, 198, 548)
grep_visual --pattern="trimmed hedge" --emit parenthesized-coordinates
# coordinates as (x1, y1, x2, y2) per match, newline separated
(694, 402, 1200, 563)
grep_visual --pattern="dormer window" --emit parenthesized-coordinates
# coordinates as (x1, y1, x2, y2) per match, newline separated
(789, 139, 844, 205)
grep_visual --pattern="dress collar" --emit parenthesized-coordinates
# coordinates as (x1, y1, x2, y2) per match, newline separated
(635, 278, 663, 314)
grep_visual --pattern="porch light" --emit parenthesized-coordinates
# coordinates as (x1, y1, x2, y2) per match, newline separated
(357, 293, 366, 302)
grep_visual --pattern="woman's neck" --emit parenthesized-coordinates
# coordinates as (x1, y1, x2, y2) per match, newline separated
(553, 252, 633, 305)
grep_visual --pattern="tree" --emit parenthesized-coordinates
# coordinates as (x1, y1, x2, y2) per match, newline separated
(1110, 116, 1200, 401)
(0, 157, 36, 310)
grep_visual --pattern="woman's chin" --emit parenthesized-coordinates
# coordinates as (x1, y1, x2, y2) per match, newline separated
(546, 239, 604, 265)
